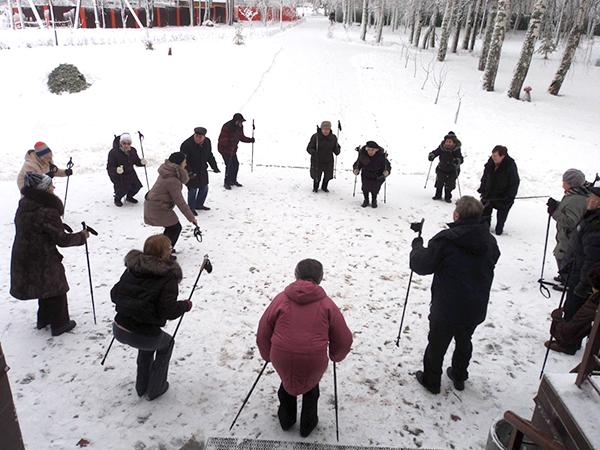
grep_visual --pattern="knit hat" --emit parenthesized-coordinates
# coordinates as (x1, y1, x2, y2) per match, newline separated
(34, 141, 51, 157)
(295, 259, 324, 285)
(444, 131, 458, 142)
(194, 127, 207, 136)
(320, 121, 332, 129)
(24, 171, 52, 191)
(119, 133, 132, 144)
(168, 152, 186, 165)
(365, 140, 380, 149)
(232, 113, 246, 122)
(562, 169, 586, 188)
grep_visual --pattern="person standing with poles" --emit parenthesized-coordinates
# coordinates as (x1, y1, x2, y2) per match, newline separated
(410, 196, 500, 394)
(109, 235, 192, 400)
(428, 131, 463, 203)
(107, 133, 146, 207)
(218, 113, 254, 190)
(352, 141, 391, 208)
(10, 172, 91, 336)
(307, 121, 340, 193)
(256, 259, 352, 438)
(17, 141, 73, 192)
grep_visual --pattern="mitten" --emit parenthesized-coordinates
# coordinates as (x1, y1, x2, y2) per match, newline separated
(116, 165, 124, 175)
(140, 158, 147, 166)
(428, 152, 436, 161)
(353, 168, 360, 176)
(411, 237, 424, 248)
(65, 168, 73, 176)
(383, 170, 390, 177)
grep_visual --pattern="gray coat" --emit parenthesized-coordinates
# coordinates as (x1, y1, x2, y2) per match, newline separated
(552, 188, 588, 266)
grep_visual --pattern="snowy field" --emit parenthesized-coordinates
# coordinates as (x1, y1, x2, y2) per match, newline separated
(1, 14, 600, 450)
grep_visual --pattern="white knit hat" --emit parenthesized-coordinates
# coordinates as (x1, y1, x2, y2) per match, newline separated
(119, 133, 132, 144)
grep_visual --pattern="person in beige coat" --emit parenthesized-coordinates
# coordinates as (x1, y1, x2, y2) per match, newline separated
(144, 152, 197, 252)
(17, 142, 72, 191)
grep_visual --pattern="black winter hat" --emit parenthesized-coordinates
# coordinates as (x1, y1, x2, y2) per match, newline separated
(444, 131, 458, 141)
(232, 113, 246, 122)
(168, 152, 186, 165)
(194, 127, 207, 135)
(365, 140, 380, 149)
(295, 259, 324, 284)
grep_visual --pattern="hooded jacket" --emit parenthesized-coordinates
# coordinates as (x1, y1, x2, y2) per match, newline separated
(410, 218, 501, 326)
(256, 280, 353, 396)
(552, 186, 589, 265)
(429, 139, 464, 175)
(17, 150, 67, 191)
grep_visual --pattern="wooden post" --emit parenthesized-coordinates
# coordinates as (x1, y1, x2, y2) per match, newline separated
(0, 343, 26, 450)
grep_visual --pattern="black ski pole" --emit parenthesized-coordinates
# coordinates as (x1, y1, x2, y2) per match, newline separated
(137, 131, 150, 191)
(100, 336, 115, 366)
(457, 176, 462, 198)
(169, 254, 212, 348)
(396, 218, 425, 346)
(334, 120, 342, 180)
(315, 125, 320, 185)
(63, 157, 74, 211)
(229, 361, 269, 431)
(353, 175, 357, 197)
(383, 180, 387, 204)
(424, 160, 433, 189)
(537, 214, 552, 299)
(333, 361, 339, 442)
(82, 222, 98, 325)
(251, 119, 255, 173)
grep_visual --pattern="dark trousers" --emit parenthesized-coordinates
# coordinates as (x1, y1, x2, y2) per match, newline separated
(563, 290, 587, 322)
(222, 154, 239, 185)
(163, 222, 182, 248)
(423, 320, 477, 388)
(277, 384, 319, 431)
(114, 182, 141, 201)
(38, 294, 70, 331)
(187, 185, 209, 209)
(434, 170, 457, 200)
(483, 203, 511, 234)
(113, 323, 174, 399)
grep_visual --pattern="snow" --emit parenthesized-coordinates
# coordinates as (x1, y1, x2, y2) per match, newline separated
(1, 14, 600, 450)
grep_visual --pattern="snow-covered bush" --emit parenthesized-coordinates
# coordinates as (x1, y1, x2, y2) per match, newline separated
(47, 63, 89, 94)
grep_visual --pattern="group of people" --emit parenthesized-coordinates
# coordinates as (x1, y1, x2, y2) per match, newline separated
(8, 121, 600, 438)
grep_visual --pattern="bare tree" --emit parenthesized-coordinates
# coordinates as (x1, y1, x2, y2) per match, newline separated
(376, 0, 385, 43)
(482, 0, 510, 91)
(422, 3, 439, 48)
(451, 1, 464, 52)
(468, 0, 483, 49)
(549, 0, 592, 94)
(421, 55, 435, 88)
(478, 0, 499, 70)
(508, 0, 546, 99)
(432, 63, 449, 103)
(455, 84, 465, 123)
(438, 0, 457, 60)
(360, 0, 369, 40)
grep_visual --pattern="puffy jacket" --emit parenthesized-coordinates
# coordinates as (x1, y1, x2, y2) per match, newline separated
(17, 150, 67, 191)
(552, 186, 589, 266)
(478, 155, 520, 208)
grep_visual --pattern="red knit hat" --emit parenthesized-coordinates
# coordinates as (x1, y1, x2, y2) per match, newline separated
(34, 141, 51, 157)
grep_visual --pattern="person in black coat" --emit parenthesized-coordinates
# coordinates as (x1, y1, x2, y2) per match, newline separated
(429, 131, 464, 203)
(410, 196, 500, 394)
(180, 127, 220, 214)
(306, 121, 340, 193)
(353, 141, 391, 208)
(106, 133, 146, 207)
(110, 235, 192, 400)
(477, 145, 520, 235)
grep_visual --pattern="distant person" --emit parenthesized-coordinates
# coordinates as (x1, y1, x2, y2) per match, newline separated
(353, 141, 391, 208)
(410, 196, 500, 394)
(107, 133, 146, 207)
(17, 141, 73, 191)
(217, 113, 254, 190)
(306, 121, 340, 193)
(180, 127, 220, 214)
(257, 259, 352, 437)
(477, 145, 520, 235)
(328, 10, 335, 24)
(428, 131, 463, 203)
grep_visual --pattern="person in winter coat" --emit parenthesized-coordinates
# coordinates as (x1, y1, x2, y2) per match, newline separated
(107, 133, 146, 207)
(256, 259, 352, 437)
(306, 121, 341, 193)
(547, 169, 589, 285)
(546, 262, 600, 355)
(477, 145, 520, 235)
(352, 141, 391, 208)
(217, 113, 254, 190)
(10, 172, 90, 336)
(144, 152, 198, 252)
(17, 142, 73, 191)
(180, 127, 220, 214)
(559, 187, 600, 321)
(410, 196, 500, 394)
(110, 234, 192, 400)
(428, 131, 464, 203)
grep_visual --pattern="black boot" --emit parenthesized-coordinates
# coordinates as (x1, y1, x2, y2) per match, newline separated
(361, 193, 370, 207)
(300, 385, 319, 437)
(432, 187, 442, 200)
(444, 188, 452, 203)
(277, 385, 297, 430)
(321, 180, 329, 193)
(114, 197, 123, 207)
(51, 320, 76, 337)
(371, 195, 378, 208)
(313, 179, 319, 193)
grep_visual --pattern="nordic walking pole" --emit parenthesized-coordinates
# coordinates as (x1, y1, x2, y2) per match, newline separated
(424, 160, 433, 189)
(353, 175, 357, 197)
(229, 361, 269, 431)
(334, 120, 342, 180)
(251, 119, 255, 173)
(396, 218, 425, 347)
(63, 157, 74, 211)
(333, 361, 339, 442)
(169, 254, 212, 348)
(82, 221, 98, 325)
(537, 214, 553, 299)
(100, 337, 115, 366)
(137, 131, 150, 191)
(457, 176, 462, 197)
(383, 180, 387, 204)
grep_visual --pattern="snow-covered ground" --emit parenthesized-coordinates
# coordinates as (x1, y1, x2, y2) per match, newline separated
(1, 14, 599, 450)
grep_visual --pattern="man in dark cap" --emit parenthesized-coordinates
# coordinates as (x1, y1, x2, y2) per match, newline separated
(217, 113, 255, 190)
(352, 141, 391, 208)
(428, 131, 463, 203)
(180, 127, 220, 214)
(306, 121, 341, 193)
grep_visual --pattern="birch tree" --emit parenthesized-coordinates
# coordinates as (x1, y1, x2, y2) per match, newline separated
(482, 0, 510, 91)
(376, 0, 385, 43)
(478, 0, 498, 70)
(508, 0, 546, 98)
(360, 0, 369, 40)
(438, 0, 457, 61)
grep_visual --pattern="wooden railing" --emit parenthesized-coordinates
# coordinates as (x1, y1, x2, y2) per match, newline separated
(503, 411, 566, 450)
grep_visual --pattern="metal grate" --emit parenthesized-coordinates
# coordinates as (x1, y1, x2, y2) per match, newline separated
(205, 437, 430, 450)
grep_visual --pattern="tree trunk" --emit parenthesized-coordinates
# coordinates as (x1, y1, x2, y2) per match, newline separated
(482, 0, 510, 91)
(548, 0, 591, 95)
(469, 0, 483, 50)
(462, 0, 478, 48)
(437, 0, 456, 61)
(376, 0, 385, 43)
(451, 4, 463, 53)
(478, 0, 498, 70)
(422, 6, 438, 48)
(360, 0, 369, 40)
(508, 0, 546, 98)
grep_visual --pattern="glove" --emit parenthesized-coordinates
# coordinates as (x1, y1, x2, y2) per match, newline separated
(183, 300, 193, 312)
(140, 158, 147, 166)
(411, 237, 424, 248)
(383, 170, 390, 177)
(250, 137, 255, 143)
(65, 168, 73, 176)
(376, 175, 386, 182)
(213, 168, 221, 173)
(428, 152, 436, 161)
(547, 197, 559, 215)
(550, 308, 563, 320)
(116, 165, 124, 175)
(353, 168, 360, 176)
(81, 229, 90, 239)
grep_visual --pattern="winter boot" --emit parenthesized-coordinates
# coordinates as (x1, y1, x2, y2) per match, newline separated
(444, 188, 452, 203)
(321, 180, 329, 193)
(415, 370, 440, 394)
(224, 183, 232, 190)
(361, 194, 370, 207)
(300, 385, 319, 438)
(446, 367, 465, 391)
(126, 196, 138, 204)
(313, 180, 319, 193)
(51, 320, 77, 337)
(233, 182, 243, 187)
(277, 385, 297, 430)
(114, 197, 123, 207)
(371, 195, 378, 208)
(432, 187, 443, 200)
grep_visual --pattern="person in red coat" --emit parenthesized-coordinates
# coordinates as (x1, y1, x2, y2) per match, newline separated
(217, 113, 254, 190)
(256, 259, 352, 437)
